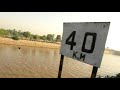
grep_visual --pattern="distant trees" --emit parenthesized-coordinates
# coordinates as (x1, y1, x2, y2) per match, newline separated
(11, 29, 20, 40)
(47, 34, 54, 41)
(22, 31, 31, 39)
(0, 29, 9, 37)
(12, 35, 19, 40)
(55, 35, 61, 42)
(0, 28, 61, 43)
(40, 35, 47, 40)
(33, 34, 39, 40)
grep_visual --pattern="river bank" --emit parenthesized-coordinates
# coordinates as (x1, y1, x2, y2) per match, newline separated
(0, 37, 61, 49)
(0, 37, 117, 55)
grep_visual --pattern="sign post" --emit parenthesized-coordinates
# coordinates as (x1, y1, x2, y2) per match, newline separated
(91, 66, 98, 78)
(59, 22, 110, 78)
(58, 55, 64, 78)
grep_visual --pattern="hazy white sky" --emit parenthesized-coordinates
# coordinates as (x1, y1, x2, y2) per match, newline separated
(0, 12, 120, 50)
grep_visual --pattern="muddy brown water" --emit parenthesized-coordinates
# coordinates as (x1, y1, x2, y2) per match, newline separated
(0, 44, 120, 78)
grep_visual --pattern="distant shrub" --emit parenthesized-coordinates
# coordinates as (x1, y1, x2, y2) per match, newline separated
(12, 36, 19, 40)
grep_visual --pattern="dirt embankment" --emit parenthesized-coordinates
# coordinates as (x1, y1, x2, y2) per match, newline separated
(0, 37, 61, 49)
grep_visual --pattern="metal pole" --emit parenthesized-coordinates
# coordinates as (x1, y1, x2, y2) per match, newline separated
(91, 66, 98, 78)
(58, 54, 64, 78)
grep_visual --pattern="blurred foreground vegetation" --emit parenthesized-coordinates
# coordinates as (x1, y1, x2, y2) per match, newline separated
(97, 73, 120, 78)
(0, 28, 61, 43)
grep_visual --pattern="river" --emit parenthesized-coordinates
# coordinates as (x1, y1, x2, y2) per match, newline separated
(0, 44, 120, 78)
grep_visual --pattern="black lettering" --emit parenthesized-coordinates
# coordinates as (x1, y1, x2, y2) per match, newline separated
(66, 31, 76, 50)
(73, 51, 78, 58)
(82, 32, 97, 53)
(80, 53, 86, 61)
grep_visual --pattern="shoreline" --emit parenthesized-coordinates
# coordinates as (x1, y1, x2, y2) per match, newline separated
(0, 37, 116, 55)
(0, 37, 61, 49)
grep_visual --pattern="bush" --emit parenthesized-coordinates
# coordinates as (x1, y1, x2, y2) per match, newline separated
(47, 34, 54, 41)
(55, 35, 61, 42)
(12, 36, 19, 40)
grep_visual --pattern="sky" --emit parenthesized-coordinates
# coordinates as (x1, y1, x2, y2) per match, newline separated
(0, 12, 120, 50)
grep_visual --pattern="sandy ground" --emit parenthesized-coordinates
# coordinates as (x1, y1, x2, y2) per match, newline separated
(0, 37, 61, 49)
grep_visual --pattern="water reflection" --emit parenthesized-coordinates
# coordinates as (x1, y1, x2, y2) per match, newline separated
(0, 44, 120, 78)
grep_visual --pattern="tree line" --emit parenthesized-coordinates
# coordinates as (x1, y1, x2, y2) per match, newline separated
(0, 28, 61, 43)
